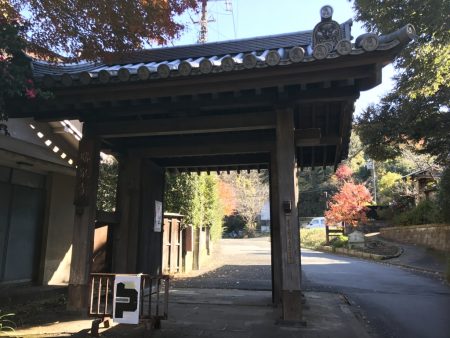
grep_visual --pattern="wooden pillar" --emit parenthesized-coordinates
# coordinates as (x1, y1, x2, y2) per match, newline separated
(139, 159, 165, 275)
(275, 106, 302, 321)
(68, 135, 100, 311)
(113, 154, 141, 273)
(270, 152, 282, 305)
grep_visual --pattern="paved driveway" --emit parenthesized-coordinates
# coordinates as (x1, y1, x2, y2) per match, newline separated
(174, 238, 450, 338)
(302, 248, 450, 338)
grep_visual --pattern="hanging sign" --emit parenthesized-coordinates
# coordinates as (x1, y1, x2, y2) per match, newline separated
(154, 200, 162, 232)
(113, 275, 141, 324)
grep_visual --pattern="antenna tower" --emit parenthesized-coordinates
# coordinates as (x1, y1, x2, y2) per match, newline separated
(195, 0, 234, 44)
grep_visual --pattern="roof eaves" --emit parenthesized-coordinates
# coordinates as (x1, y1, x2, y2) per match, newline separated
(31, 14, 415, 89)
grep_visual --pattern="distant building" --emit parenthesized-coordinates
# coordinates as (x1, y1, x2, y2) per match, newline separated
(402, 167, 442, 205)
(260, 200, 270, 233)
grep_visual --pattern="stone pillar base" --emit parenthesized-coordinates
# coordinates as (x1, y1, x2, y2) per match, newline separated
(281, 290, 303, 322)
(67, 284, 88, 312)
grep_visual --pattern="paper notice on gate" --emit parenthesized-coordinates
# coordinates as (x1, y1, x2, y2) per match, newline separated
(113, 275, 141, 324)
(154, 200, 162, 232)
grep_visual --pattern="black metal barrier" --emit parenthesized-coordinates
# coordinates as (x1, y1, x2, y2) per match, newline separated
(88, 273, 170, 337)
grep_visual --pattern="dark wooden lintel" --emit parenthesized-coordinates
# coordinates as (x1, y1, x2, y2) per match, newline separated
(130, 136, 273, 158)
(12, 84, 360, 122)
(294, 128, 341, 147)
(154, 153, 270, 168)
(89, 111, 275, 138)
(96, 210, 119, 226)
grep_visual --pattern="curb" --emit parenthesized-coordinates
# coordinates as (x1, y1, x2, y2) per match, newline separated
(318, 245, 403, 261)
(316, 246, 446, 279)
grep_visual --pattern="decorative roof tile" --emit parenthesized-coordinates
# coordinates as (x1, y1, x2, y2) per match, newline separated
(31, 7, 415, 89)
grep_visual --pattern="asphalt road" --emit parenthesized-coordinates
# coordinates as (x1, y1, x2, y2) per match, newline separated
(175, 238, 450, 338)
(301, 248, 450, 338)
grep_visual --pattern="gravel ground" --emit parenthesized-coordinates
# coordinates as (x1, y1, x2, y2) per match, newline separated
(172, 237, 273, 290)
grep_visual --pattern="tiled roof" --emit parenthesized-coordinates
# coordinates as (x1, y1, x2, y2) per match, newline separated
(31, 13, 415, 88)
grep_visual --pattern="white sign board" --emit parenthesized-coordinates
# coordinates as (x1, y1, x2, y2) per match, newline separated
(154, 200, 162, 232)
(113, 275, 141, 324)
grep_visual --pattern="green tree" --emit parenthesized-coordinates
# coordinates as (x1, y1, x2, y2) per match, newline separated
(298, 167, 338, 217)
(203, 174, 223, 241)
(352, 0, 450, 165)
(0, 13, 30, 135)
(221, 171, 269, 236)
(96, 156, 118, 212)
(165, 172, 223, 241)
(377, 171, 402, 205)
(165, 172, 197, 224)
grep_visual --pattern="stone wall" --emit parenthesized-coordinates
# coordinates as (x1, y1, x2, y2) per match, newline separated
(380, 224, 450, 252)
(41, 173, 76, 285)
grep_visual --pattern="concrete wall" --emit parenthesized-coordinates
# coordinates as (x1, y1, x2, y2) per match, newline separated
(40, 173, 76, 285)
(380, 224, 450, 252)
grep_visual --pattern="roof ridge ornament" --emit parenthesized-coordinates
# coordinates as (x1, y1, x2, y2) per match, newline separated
(313, 5, 343, 56)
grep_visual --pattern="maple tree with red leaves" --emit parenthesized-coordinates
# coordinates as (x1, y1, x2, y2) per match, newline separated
(325, 164, 373, 227)
(217, 180, 236, 216)
(1, 0, 197, 133)
(2, 0, 198, 61)
(334, 164, 353, 181)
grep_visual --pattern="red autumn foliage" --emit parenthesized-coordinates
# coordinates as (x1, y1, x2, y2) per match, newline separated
(217, 180, 236, 216)
(335, 164, 353, 181)
(25, 87, 36, 98)
(3, 0, 198, 61)
(325, 182, 373, 227)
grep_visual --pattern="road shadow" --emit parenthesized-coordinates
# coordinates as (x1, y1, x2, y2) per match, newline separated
(172, 264, 272, 290)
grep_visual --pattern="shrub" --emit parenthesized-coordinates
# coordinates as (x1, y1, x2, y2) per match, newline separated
(300, 228, 326, 249)
(393, 199, 443, 226)
(376, 207, 395, 221)
(330, 235, 348, 248)
(223, 212, 245, 235)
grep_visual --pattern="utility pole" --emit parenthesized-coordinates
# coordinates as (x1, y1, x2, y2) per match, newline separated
(198, 0, 208, 44)
(194, 0, 235, 44)
(367, 160, 377, 204)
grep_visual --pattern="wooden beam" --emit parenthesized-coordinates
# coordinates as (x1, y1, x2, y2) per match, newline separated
(9, 76, 362, 120)
(295, 128, 321, 139)
(130, 134, 274, 158)
(153, 153, 270, 168)
(33, 121, 79, 160)
(68, 134, 101, 311)
(275, 106, 302, 321)
(270, 151, 282, 305)
(95, 210, 119, 226)
(89, 111, 275, 138)
(294, 128, 341, 147)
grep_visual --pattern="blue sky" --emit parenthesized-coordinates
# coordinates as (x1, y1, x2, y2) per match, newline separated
(173, 0, 395, 116)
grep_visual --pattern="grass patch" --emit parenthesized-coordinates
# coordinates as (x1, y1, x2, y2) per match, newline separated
(0, 311, 15, 333)
(300, 228, 326, 249)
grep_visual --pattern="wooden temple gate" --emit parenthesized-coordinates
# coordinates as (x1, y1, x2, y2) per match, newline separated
(8, 6, 414, 321)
